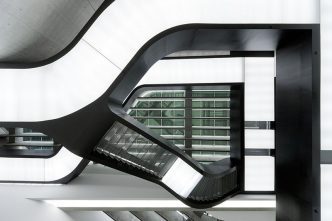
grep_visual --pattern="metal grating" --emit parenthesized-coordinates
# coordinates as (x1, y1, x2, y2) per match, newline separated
(94, 122, 176, 178)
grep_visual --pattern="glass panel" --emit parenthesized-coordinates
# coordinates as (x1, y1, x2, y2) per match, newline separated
(137, 118, 148, 124)
(215, 141, 230, 146)
(215, 91, 231, 97)
(192, 119, 230, 127)
(215, 101, 230, 108)
(127, 88, 232, 164)
(148, 118, 161, 126)
(174, 101, 185, 108)
(149, 110, 161, 117)
(128, 110, 136, 116)
(174, 110, 185, 117)
(149, 91, 161, 97)
(192, 90, 230, 98)
(136, 101, 148, 108)
(137, 110, 148, 116)
(148, 101, 161, 108)
(162, 110, 174, 117)
(215, 110, 230, 117)
(0, 127, 60, 157)
(162, 101, 173, 108)
(151, 128, 161, 135)
(173, 140, 185, 146)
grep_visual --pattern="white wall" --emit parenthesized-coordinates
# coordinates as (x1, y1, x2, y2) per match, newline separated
(321, 0, 332, 151)
(321, 165, 332, 221)
(86, 0, 319, 69)
(0, 148, 82, 182)
(321, 1, 332, 220)
(137, 58, 244, 86)
(244, 58, 275, 121)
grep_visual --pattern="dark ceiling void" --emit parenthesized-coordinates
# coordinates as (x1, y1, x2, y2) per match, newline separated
(0, 0, 114, 68)
(0, 23, 320, 220)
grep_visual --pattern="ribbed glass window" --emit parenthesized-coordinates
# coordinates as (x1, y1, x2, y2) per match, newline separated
(0, 127, 61, 157)
(127, 88, 231, 164)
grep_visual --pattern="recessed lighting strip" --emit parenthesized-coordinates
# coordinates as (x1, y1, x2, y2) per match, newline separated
(43, 197, 276, 211)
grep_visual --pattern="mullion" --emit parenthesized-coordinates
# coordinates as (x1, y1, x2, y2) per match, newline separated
(184, 88, 192, 157)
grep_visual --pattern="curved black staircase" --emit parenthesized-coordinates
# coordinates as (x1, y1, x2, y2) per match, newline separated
(0, 25, 249, 208)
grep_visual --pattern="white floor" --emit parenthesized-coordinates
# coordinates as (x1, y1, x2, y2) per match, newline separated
(0, 164, 276, 221)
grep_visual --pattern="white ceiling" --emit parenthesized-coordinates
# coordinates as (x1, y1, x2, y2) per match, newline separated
(0, 0, 104, 62)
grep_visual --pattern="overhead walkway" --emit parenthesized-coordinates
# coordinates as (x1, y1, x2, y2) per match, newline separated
(0, 25, 251, 207)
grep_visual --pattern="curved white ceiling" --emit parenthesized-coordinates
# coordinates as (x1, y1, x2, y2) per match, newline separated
(85, 0, 319, 69)
(0, 0, 319, 122)
(0, 41, 120, 121)
(0, 0, 104, 62)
